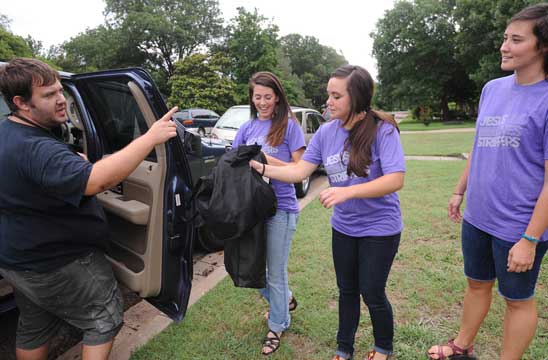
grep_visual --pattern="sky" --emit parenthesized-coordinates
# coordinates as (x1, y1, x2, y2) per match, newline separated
(0, 0, 395, 79)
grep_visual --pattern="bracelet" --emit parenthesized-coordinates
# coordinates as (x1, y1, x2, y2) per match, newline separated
(453, 193, 464, 196)
(261, 162, 266, 177)
(521, 233, 539, 244)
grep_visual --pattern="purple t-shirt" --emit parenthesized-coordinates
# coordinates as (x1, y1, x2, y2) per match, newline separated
(233, 118, 306, 213)
(302, 119, 405, 237)
(464, 75, 548, 243)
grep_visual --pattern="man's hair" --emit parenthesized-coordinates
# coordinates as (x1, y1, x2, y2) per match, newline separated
(0, 58, 60, 112)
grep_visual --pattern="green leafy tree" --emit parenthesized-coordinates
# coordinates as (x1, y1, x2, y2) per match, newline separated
(0, 28, 32, 61)
(372, 0, 475, 121)
(221, 8, 280, 91)
(24, 36, 45, 58)
(273, 47, 308, 107)
(454, 0, 538, 90)
(104, 0, 223, 79)
(0, 13, 11, 30)
(50, 25, 147, 73)
(168, 53, 236, 114)
(280, 34, 347, 108)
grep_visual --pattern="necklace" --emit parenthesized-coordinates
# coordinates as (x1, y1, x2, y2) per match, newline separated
(10, 113, 63, 142)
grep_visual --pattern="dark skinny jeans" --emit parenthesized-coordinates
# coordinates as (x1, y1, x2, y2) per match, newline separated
(332, 228, 400, 357)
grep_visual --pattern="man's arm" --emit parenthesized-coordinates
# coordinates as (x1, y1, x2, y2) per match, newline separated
(85, 107, 178, 195)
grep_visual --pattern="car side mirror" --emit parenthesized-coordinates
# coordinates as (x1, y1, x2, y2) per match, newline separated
(184, 131, 202, 157)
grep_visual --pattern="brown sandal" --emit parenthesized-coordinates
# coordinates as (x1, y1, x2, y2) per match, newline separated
(332, 355, 351, 360)
(427, 339, 475, 359)
(262, 330, 281, 356)
(366, 350, 393, 360)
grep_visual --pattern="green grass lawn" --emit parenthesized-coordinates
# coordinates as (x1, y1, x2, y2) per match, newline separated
(131, 161, 547, 360)
(398, 121, 476, 132)
(401, 132, 475, 157)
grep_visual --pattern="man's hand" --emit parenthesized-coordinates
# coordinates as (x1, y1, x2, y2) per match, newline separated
(319, 187, 352, 209)
(143, 107, 178, 146)
(507, 239, 536, 273)
(77, 152, 88, 161)
(448, 194, 464, 223)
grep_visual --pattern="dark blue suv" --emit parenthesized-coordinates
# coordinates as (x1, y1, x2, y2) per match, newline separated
(0, 66, 228, 321)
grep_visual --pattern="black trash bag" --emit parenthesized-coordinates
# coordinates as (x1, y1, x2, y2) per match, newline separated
(194, 144, 277, 288)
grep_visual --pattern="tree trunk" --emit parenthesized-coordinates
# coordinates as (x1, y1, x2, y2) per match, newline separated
(441, 94, 450, 123)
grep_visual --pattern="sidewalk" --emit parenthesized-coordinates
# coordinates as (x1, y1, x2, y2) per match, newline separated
(58, 176, 329, 360)
(401, 127, 475, 134)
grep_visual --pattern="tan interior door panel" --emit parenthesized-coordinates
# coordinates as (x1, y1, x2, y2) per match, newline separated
(97, 81, 167, 298)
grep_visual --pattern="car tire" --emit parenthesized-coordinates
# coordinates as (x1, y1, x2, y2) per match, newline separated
(197, 127, 206, 137)
(198, 227, 223, 252)
(294, 176, 310, 198)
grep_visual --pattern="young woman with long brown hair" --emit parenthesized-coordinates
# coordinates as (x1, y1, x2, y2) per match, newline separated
(250, 65, 405, 360)
(232, 71, 306, 356)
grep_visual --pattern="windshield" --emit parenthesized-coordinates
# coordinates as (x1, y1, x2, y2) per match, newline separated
(191, 109, 219, 118)
(215, 107, 251, 130)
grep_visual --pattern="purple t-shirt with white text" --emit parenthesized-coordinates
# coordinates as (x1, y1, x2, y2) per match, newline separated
(302, 119, 405, 237)
(233, 118, 305, 213)
(464, 75, 548, 243)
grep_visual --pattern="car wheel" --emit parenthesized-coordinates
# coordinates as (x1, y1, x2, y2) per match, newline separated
(198, 227, 223, 252)
(294, 176, 310, 198)
(198, 127, 206, 137)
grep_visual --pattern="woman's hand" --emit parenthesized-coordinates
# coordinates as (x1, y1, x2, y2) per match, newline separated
(507, 239, 536, 273)
(319, 187, 352, 209)
(448, 194, 464, 223)
(249, 159, 265, 174)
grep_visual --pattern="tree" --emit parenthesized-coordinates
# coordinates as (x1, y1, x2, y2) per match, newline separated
(0, 13, 32, 60)
(104, 0, 223, 79)
(280, 34, 347, 108)
(24, 36, 45, 58)
(0, 13, 11, 30)
(273, 47, 308, 107)
(0, 28, 32, 61)
(50, 25, 147, 74)
(221, 8, 280, 87)
(168, 53, 236, 114)
(372, 0, 475, 121)
(454, 0, 538, 90)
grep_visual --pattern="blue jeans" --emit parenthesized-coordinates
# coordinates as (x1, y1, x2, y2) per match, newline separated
(462, 220, 548, 300)
(260, 210, 298, 333)
(332, 228, 400, 358)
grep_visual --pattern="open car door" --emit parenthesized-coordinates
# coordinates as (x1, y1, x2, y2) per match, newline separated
(63, 69, 195, 321)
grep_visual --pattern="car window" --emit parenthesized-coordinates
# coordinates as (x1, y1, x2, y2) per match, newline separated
(191, 109, 219, 118)
(180, 111, 189, 119)
(316, 114, 327, 125)
(81, 79, 156, 160)
(0, 95, 10, 119)
(293, 111, 303, 123)
(215, 107, 250, 130)
(306, 113, 321, 134)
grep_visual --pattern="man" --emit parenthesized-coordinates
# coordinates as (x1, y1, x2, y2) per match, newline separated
(0, 58, 178, 360)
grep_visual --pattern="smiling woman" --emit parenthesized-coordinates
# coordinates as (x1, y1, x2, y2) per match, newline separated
(427, 3, 548, 360)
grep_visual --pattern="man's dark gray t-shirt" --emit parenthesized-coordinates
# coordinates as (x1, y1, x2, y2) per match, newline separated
(0, 119, 109, 272)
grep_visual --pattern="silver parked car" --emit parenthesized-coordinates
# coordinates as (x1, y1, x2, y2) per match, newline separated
(211, 105, 326, 197)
